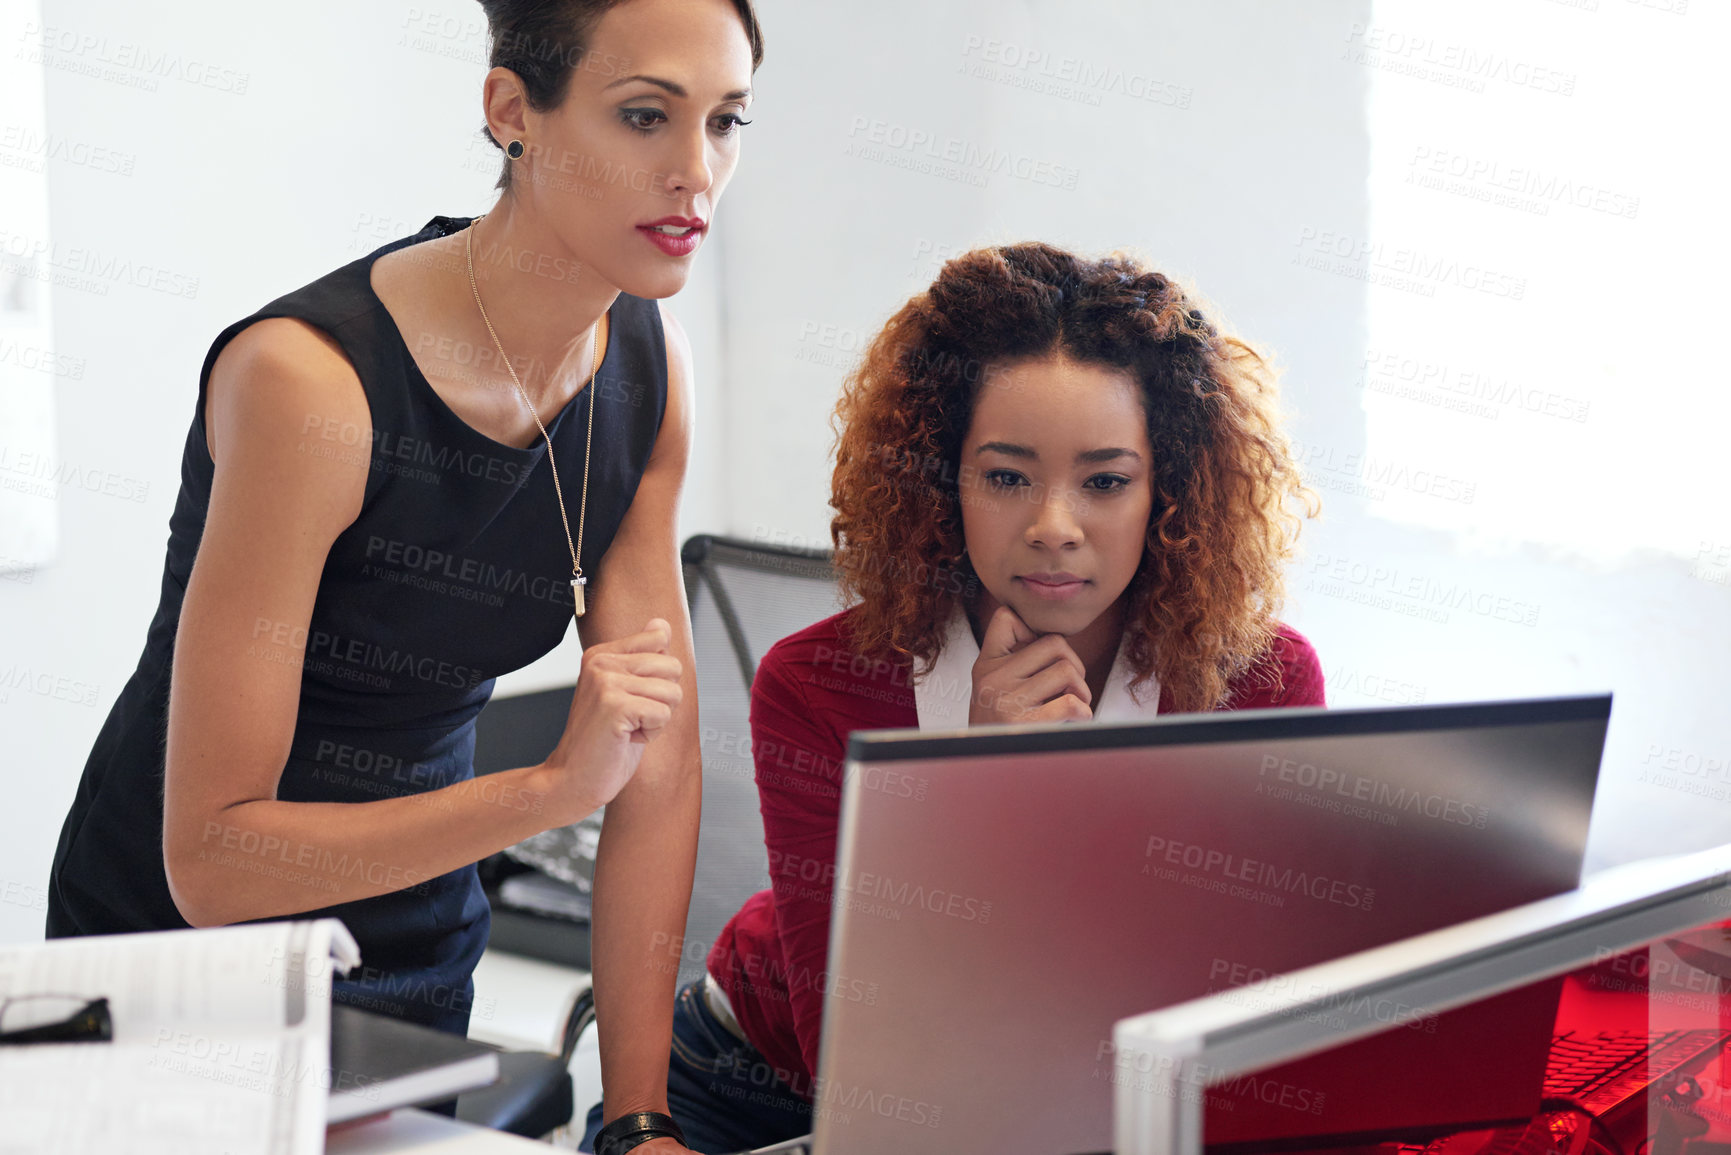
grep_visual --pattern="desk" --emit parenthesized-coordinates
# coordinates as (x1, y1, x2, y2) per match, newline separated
(326, 1110, 551, 1154)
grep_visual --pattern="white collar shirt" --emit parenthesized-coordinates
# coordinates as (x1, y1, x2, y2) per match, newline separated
(913, 608, 1160, 731)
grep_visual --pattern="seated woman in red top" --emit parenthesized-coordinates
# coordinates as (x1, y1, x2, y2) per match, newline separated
(587, 242, 1321, 1153)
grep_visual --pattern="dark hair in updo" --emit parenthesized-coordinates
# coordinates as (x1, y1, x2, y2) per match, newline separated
(830, 242, 1317, 712)
(477, 0, 765, 191)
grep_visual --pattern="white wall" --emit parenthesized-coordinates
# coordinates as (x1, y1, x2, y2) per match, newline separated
(2, 0, 1724, 947)
(1323, 0, 1731, 871)
(721, 0, 1373, 545)
(0, 0, 59, 572)
(713, 0, 1728, 874)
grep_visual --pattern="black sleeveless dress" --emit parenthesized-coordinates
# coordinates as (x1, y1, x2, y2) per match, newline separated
(46, 215, 667, 1035)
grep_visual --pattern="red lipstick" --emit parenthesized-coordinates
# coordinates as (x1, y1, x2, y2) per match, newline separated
(637, 215, 706, 257)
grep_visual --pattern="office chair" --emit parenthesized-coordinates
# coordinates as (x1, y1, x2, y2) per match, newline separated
(676, 532, 842, 985)
(458, 533, 839, 1136)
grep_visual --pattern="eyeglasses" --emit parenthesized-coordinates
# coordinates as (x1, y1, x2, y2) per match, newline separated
(0, 994, 112, 1045)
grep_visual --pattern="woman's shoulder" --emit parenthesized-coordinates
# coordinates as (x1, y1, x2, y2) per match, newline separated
(269, 218, 463, 333)
(1220, 622, 1326, 710)
(754, 606, 917, 718)
(757, 605, 878, 682)
(197, 222, 450, 406)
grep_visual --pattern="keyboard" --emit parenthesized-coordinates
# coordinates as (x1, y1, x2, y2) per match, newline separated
(1378, 1029, 1731, 1155)
(1545, 1028, 1731, 1116)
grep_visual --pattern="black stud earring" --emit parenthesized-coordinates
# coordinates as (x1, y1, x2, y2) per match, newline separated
(506, 139, 525, 160)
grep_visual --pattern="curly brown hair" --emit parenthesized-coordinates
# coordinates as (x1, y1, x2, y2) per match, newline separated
(829, 242, 1316, 712)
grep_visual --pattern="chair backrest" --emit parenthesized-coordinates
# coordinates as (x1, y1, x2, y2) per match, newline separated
(678, 534, 841, 986)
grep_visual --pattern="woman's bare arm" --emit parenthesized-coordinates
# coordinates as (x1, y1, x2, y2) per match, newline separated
(162, 317, 669, 929)
(583, 303, 703, 1131)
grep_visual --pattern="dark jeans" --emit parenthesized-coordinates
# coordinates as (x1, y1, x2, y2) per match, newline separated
(581, 978, 813, 1154)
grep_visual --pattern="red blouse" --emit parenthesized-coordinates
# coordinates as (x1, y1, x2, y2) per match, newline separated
(705, 607, 1326, 1098)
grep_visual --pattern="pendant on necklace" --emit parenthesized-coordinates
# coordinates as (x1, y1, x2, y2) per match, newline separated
(572, 574, 588, 619)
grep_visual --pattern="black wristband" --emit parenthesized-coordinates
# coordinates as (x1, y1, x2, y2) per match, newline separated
(594, 1110, 686, 1155)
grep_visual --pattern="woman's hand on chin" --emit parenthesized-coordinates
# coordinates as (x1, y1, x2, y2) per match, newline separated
(967, 605, 1093, 726)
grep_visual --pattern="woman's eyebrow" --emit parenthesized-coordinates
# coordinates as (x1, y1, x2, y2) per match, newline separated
(602, 74, 752, 102)
(974, 443, 1143, 463)
(605, 74, 685, 95)
(1077, 447, 1141, 464)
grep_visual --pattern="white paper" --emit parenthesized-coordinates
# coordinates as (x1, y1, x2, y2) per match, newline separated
(0, 919, 358, 1155)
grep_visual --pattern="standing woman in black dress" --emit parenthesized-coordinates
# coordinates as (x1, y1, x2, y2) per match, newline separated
(45, 1, 761, 1149)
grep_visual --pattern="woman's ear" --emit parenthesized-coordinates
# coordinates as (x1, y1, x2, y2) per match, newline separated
(481, 66, 533, 153)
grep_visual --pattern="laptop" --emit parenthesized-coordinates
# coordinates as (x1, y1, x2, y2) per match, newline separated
(326, 1004, 500, 1123)
(784, 694, 1611, 1155)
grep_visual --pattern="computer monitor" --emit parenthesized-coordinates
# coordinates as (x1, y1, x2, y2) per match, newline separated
(811, 695, 1611, 1155)
(1111, 843, 1731, 1155)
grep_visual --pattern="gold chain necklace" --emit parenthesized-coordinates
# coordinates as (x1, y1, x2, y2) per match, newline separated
(465, 217, 603, 620)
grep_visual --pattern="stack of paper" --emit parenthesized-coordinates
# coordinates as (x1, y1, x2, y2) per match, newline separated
(0, 919, 358, 1155)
